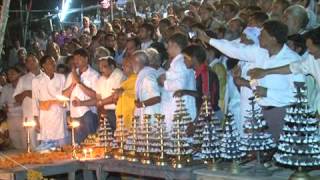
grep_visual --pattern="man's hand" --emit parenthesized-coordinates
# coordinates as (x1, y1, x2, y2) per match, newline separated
(71, 68, 81, 84)
(23, 90, 32, 98)
(72, 97, 82, 107)
(254, 86, 268, 97)
(135, 99, 143, 108)
(234, 77, 250, 88)
(248, 68, 267, 79)
(173, 90, 187, 97)
(192, 28, 210, 44)
(158, 74, 166, 87)
(112, 88, 124, 98)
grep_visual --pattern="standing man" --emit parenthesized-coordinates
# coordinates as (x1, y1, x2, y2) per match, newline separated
(196, 20, 305, 142)
(158, 33, 196, 132)
(32, 56, 68, 150)
(13, 54, 41, 149)
(133, 50, 161, 125)
(249, 27, 320, 114)
(72, 57, 126, 133)
(63, 48, 99, 144)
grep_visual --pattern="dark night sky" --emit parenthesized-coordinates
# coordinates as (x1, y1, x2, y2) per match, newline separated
(7, 0, 101, 40)
(10, 0, 101, 11)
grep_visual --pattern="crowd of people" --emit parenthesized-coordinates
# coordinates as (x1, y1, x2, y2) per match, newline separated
(0, 0, 319, 155)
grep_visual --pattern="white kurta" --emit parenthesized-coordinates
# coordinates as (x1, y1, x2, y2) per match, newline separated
(64, 66, 100, 118)
(32, 73, 68, 141)
(95, 68, 126, 110)
(0, 84, 25, 149)
(135, 67, 161, 124)
(12, 72, 38, 148)
(13, 72, 36, 120)
(161, 54, 196, 131)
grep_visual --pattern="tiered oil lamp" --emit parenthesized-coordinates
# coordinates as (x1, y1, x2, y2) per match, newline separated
(154, 114, 169, 166)
(113, 115, 126, 160)
(100, 114, 113, 159)
(141, 114, 152, 165)
(125, 116, 139, 162)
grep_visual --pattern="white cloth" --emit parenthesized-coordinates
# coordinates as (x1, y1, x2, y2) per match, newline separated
(161, 54, 196, 131)
(226, 72, 242, 134)
(243, 27, 261, 45)
(0, 84, 22, 119)
(64, 66, 100, 118)
(135, 67, 161, 123)
(209, 39, 305, 107)
(141, 40, 153, 50)
(0, 84, 25, 149)
(13, 72, 36, 120)
(290, 53, 320, 112)
(95, 68, 126, 110)
(32, 73, 68, 140)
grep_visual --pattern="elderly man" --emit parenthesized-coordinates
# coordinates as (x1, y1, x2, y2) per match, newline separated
(281, 5, 320, 114)
(133, 50, 161, 125)
(281, 5, 309, 36)
(114, 57, 137, 129)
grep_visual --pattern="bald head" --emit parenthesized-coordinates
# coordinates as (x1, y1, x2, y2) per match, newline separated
(145, 48, 161, 69)
(282, 5, 309, 35)
(133, 50, 149, 66)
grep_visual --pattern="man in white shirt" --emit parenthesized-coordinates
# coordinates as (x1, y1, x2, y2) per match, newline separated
(13, 54, 41, 149)
(158, 33, 196, 132)
(249, 27, 320, 113)
(63, 49, 99, 144)
(133, 50, 161, 125)
(139, 23, 154, 50)
(196, 20, 305, 141)
(73, 57, 126, 133)
(32, 56, 68, 150)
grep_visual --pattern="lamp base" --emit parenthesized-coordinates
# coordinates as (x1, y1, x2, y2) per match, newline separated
(289, 170, 311, 180)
